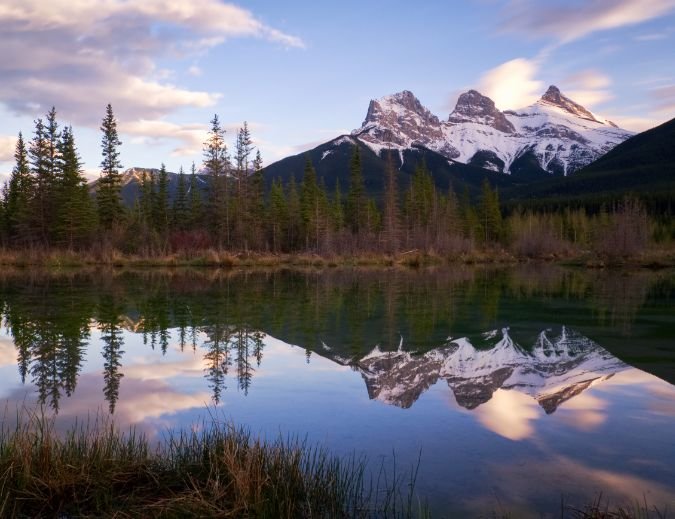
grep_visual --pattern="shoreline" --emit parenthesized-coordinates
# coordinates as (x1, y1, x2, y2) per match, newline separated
(1, 248, 675, 269)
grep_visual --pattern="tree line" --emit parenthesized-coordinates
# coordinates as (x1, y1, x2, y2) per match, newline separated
(0, 105, 665, 259)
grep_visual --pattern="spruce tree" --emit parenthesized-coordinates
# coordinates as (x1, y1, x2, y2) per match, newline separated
(249, 149, 265, 249)
(28, 117, 51, 244)
(5, 133, 32, 243)
(300, 156, 321, 249)
(203, 114, 230, 247)
(173, 166, 189, 230)
(478, 178, 502, 243)
(382, 151, 400, 252)
(346, 145, 367, 234)
(139, 171, 153, 230)
(54, 126, 94, 247)
(268, 178, 287, 252)
(97, 104, 124, 230)
(155, 163, 169, 235)
(286, 175, 301, 249)
(188, 162, 203, 230)
(332, 178, 345, 232)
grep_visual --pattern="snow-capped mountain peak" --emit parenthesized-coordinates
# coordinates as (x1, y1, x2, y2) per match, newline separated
(448, 90, 515, 134)
(351, 84, 634, 176)
(538, 85, 601, 124)
(354, 90, 459, 159)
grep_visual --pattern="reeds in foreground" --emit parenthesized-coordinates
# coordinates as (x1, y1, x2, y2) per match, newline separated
(0, 410, 426, 518)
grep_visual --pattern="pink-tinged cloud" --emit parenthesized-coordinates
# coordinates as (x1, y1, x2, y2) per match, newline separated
(0, 135, 17, 162)
(500, 0, 675, 43)
(0, 0, 303, 149)
(478, 58, 544, 110)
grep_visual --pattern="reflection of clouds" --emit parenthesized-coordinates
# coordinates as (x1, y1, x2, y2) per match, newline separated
(0, 336, 16, 367)
(556, 392, 608, 431)
(478, 454, 675, 517)
(591, 369, 675, 418)
(123, 352, 206, 380)
(473, 389, 541, 441)
(2, 373, 210, 437)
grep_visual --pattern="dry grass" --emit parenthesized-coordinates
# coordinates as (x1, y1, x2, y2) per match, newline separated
(0, 410, 426, 518)
(1, 246, 674, 270)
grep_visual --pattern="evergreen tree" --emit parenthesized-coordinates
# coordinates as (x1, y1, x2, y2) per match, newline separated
(366, 197, 381, 234)
(97, 104, 124, 230)
(139, 171, 153, 230)
(332, 178, 345, 232)
(249, 149, 265, 248)
(300, 156, 324, 249)
(54, 126, 95, 247)
(5, 133, 32, 243)
(173, 166, 189, 230)
(346, 145, 367, 234)
(268, 178, 287, 252)
(203, 114, 230, 247)
(154, 163, 169, 235)
(188, 162, 203, 229)
(286, 175, 301, 249)
(478, 178, 502, 243)
(45, 107, 60, 187)
(460, 186, 480, 242)
(382, 151, 400, 252)
(28, 117, 51, 243)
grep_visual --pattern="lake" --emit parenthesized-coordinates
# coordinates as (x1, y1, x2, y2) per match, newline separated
(1, 266, 674, 518)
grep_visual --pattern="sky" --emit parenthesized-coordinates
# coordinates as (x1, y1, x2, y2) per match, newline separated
(0, 0, 674, 182)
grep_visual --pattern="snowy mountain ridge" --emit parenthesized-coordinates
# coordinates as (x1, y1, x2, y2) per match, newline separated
(351, 85, 633, 176)
(325, 326, 628, 412)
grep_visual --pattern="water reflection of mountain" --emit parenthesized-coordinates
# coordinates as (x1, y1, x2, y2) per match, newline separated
(323, 327, 628, 413)
(0, 268, 672, 413)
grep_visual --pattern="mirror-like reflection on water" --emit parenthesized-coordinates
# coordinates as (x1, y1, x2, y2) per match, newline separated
(0, 266, 674, 517)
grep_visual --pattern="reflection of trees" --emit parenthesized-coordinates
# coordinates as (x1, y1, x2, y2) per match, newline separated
(202, 323, 232, 405)
(98, 295, 125, 414)
(1, 279, 90, 412)
(201, 324, 265, 402)
(0, 266, 668, 412)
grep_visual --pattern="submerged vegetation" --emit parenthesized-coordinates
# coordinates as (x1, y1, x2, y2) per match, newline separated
(1, 106, 673, 266)
(0, 411, 425, 518)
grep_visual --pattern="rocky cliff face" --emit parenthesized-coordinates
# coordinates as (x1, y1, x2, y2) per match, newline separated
(351, 86, 633, 176)
(448, 90, 515, 133)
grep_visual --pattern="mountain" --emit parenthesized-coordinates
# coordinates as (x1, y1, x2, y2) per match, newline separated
(321, 326, 628, 413)
(89, 167, 209, 205)
(353, 86, 633, 178)
(508, 116, 675, 207)
(262, 134, 521, 199)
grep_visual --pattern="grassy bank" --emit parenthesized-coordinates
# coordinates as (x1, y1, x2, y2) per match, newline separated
(0, 413, 424, 518)
(0, 413, 668, 519)
(1, 247, 675, 269)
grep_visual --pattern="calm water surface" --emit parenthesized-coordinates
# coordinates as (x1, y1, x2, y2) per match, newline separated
(1, 266, 674, 517)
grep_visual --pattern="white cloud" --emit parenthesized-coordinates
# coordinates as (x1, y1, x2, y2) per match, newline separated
(0, 135, 16, 162)
(652, 84, 675, 113)
(478, 58, 544, 109)
(563, 69, 614, 108)
(187, 65, 203, 77)
(120, 119, 268, 160)
(500, 0, 675, 43)
(121, 120, 209, 158)
(0, 0, 303, 151)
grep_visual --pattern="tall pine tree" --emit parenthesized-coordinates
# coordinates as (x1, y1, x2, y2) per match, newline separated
(97, 104, 124, 230)
(54, 126, 94, 247)
(346, 145, 367, 234)
(203, 115, 230, 247)
(5, 133, 32, 243)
